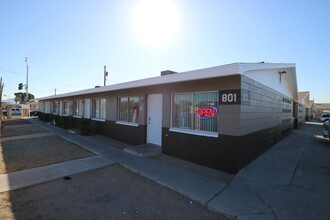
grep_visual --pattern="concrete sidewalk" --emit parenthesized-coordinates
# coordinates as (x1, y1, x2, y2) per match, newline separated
(209, 122, 330, 219)
(27, 119, 228, 205)
(1, 118, 330, 219)
(0, 156, 115, 193)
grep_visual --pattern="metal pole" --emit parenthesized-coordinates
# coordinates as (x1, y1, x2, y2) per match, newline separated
(25, 58, 29, 102)
(104, 66, 107, 86)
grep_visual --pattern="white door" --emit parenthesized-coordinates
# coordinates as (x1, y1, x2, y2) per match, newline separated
(147, 94, 163, 146)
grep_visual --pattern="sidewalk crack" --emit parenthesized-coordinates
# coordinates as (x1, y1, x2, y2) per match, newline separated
(291, 184, 330, 197)
(247, 187, 278, 220)
(289, 126, 313, 185)
(206, 184, 229, 204)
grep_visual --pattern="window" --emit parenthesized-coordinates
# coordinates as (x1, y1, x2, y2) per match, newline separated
(52, 101, 58, 114)
(92, 98, 106, 119)
(73, 100, 78, 116)
(72, 100, 85, 117)
(118, 97, 139, 123)
(172, 91, 218, 133)
(63, 101, 68, 115)
(78, 100, 85, 117)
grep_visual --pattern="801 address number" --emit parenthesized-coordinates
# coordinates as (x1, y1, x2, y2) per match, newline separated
(219, 90, 241, 104)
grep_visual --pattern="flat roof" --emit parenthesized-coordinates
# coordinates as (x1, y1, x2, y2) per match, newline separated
(38, 62, 297, 101)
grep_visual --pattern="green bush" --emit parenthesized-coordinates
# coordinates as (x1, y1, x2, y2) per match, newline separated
(44, 113, 51, 122)
(68, 116, 74, 129)
(79, 117, 90, 136)
(60, 116, 69, 129)
(50, 114, 56, 123)
(37, 112, 44, 121)
(54, 115, 61, 127)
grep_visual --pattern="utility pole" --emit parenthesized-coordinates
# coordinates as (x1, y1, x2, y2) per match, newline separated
(0, 77, 4, 130)
(104, 66, 108, 86)
(25, 58, 29, 102)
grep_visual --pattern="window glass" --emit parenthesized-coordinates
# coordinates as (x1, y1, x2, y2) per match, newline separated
(53, 101, 58, 114)
(118, 97, 139, 123)
(78, 100, 85, 117)
(172, 92, 218, 132)
(173, 93, 193, 129)
(119, 97, 128, 121)
(73, 100, 78, 115)
(92, 98, 106, 119)
(100, 98, 106, 119)
(63, 101, 68, 115)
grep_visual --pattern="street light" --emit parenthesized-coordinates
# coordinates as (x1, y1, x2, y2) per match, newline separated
(25, 58, 29, 102)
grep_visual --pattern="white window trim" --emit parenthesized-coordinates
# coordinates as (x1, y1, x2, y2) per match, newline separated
(170, 90, 219, 135)
(117, 96, 140, 123)
(91, 118, 106, 122)
(116, 121, 139, 127)
(91, 98, 106, 120)
(169, 127, 219, 138)
(170, 90, 219, 128)
(72, 99, 85, 118)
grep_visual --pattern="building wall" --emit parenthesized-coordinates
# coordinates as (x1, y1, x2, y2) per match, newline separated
(297, 102, 306, 128)
(243, 69, 294, 100)
(38, 74, 295, 173)
(163, 75, 295, 172)
(240, 75, 294, 136)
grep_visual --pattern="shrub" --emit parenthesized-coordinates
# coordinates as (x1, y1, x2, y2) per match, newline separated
(44, 113, 51, 122)
(50, 114, 55, 123)
(79, 117, 90, 136)
(54, 115, 61, 127)
(60, 116, 69, 129)
(68, 116, 74, 129)
(37, 112, 44, 121)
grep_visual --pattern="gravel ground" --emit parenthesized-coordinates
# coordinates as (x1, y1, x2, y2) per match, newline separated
(1, 124, 49, 138)
(0, 118, 228, 219)
(0, 135, 95, 174)
(2, 118, 32, 126)
(0, 165, 227, 220)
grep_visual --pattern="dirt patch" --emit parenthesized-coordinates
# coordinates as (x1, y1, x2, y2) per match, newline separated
(1, 124, 49, 138)
(0, 135, 95, 174)
(0, 165, 227, 220)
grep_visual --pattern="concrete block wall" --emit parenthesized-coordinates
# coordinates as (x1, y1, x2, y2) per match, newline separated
(240, 76, 293, 136)
(296, 102, 306, 128)
(218, 105, 241, 136)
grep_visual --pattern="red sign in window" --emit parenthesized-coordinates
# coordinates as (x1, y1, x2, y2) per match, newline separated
(196, 106, 218, 119)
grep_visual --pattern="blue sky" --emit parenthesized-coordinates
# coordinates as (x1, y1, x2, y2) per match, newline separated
(1, 0, 329, 102)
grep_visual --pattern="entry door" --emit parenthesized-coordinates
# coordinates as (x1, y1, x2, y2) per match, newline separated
(147, 94, 163, 146)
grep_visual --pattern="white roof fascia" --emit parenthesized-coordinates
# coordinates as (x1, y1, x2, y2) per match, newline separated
(38, 64, 241, 101)
(38, 62, 298, 101)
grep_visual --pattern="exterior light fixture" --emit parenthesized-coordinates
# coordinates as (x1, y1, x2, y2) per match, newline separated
(278, 71, 287, 83)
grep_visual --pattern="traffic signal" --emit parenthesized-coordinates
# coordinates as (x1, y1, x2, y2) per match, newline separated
(18, 83, 23, 90)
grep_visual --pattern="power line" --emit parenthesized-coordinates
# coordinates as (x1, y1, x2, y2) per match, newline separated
(0, 67, 24, 76)
(0, 67, 84, 89)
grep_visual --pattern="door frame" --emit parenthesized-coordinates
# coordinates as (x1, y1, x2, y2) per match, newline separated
(147, 94, 163, 146)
